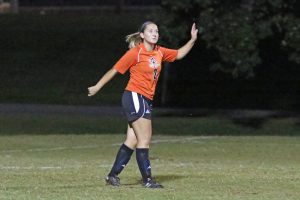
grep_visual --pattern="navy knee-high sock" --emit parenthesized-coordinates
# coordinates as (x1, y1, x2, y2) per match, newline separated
(136, 148, 152, 182)
(108, 144, 134, 177)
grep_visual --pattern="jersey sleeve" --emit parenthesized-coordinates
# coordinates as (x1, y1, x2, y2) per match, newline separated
(159, 46, 178, 62)
(113, 48, 137, 74)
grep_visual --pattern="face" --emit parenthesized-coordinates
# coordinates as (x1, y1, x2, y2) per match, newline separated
(140, 23, 159, 45)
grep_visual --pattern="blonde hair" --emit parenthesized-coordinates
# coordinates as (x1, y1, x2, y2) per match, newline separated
(125, 32, 142, 49)
(125, 21, 156, 49)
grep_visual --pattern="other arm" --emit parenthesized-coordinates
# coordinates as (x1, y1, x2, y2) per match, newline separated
(87, 68, 118, 97)
(176, 23, 198, 60)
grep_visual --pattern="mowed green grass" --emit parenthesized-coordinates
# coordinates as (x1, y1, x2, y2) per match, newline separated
(1, 134, 300, 200)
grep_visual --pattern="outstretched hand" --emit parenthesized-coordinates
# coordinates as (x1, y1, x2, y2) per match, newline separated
(87, 85, 99, 97)
(191, 23, 198, 42)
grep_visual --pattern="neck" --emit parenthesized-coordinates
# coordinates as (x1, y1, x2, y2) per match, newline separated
(143, 41, 155, 51)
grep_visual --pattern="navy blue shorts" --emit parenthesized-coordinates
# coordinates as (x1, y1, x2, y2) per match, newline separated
(122, 90, 153, 122)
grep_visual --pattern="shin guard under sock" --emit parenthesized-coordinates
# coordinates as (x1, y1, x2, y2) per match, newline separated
(136, 148, 152, 182)
(108, 144, 134, 177)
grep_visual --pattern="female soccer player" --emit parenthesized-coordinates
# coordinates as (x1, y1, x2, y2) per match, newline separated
(88, 21, 198, 188)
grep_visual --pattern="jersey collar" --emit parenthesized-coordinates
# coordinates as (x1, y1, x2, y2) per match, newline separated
(139, 43, 158, 52)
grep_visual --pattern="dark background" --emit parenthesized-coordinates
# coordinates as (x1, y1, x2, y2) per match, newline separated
(1, 0, 299, 111)
(19, 0, 161, 6)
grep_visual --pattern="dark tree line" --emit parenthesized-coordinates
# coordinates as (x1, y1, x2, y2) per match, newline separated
(18, 0, 161, 6)
(159, 0, 300, 78)
(154, 0, 299, 109)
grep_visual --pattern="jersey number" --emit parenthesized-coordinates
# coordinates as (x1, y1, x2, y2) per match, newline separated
(153, 69, 158, 80)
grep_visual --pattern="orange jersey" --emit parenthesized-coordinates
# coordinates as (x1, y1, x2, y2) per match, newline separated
(113, 43, 178, 100)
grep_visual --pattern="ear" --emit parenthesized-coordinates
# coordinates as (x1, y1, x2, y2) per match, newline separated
(140, 32, 144, 39)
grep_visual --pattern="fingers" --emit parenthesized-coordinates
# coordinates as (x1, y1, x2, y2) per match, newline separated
(193, 23, 198, 31)
(190, 23, 198, 41)
(191, 23, 198, 34)
(87, 87, 95, 97)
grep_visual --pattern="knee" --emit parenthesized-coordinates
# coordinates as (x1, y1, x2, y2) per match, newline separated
(131, 137, 138, 147)
(124, 137, 137, 149)
(137, 139, 151, 148)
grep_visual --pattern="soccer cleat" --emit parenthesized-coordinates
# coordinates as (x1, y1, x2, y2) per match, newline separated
(143, 178, 163, 188)
(105, 175, 120, 187)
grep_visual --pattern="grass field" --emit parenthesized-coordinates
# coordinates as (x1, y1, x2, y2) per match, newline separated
(1, 109, 300, 199)
(1, 117, 300, 200)
(1, 134, 300, 200)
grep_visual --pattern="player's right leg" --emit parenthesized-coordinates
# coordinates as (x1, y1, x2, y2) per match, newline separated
(106, 124, 137, 186)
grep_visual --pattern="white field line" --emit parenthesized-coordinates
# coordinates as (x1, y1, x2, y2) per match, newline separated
(1, 162, 287, 171)
(0, 137, 210, 171)
(0, 136, 212, 154)
(152, 136, 211, 144)
(112, 136, 212, 146)
(0, 162, 196, 171)
(4, 162, 256, 172)
(0, 164, 112, 171)
(0, 145, 101, 153)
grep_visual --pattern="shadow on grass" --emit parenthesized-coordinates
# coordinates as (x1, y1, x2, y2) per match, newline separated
(154, 109, 300, 135)
(230, 113, 300, 130)
(231, 117, 268, 129)
(154, 174, 185, 183)
(122, 175, 185, 186)
(157, 108, 300, 127)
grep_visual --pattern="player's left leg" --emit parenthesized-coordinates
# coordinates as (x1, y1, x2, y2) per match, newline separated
(131, 118, 163, 188)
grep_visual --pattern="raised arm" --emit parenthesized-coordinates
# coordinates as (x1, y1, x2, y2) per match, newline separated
(88, 68, 118, 97)
(176, 23, 198, 60)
